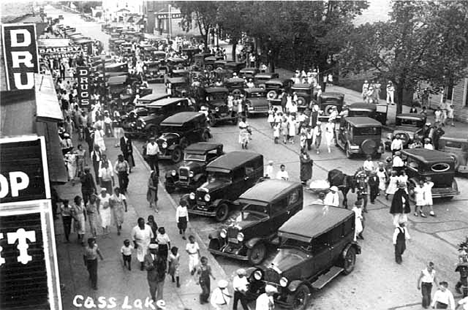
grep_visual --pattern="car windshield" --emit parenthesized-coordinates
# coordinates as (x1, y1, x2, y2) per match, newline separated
(207, 171, 231, 183)
(184, 153, 206, 162)
(239, 204, 268, 221)
(147, 107, 163, 114)
(247, 91, 265, 98)
(270, 247, 309, 266)
(354, 127, 381, 136)
(397, 118, 423, 127)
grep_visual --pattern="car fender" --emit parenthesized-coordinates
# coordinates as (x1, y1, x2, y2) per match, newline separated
(245, 237, 264, 249)
(165, 171, 176, 182)
(193, 173, 206, 183)
(342, 242, 361, 259)
(167, 143, 178, 151)
(288, 280, 310, 293)
(212, 199, 224, 208)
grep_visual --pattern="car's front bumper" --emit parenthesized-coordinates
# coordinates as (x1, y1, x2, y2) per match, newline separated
(432, 187, 459, 198)
(208, 245, 248, 260)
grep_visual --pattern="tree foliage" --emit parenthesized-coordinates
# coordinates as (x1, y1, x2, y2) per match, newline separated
(339, 1, 468, 113)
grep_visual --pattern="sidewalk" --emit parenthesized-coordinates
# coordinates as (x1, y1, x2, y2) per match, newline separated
(54, 135, 228, 310)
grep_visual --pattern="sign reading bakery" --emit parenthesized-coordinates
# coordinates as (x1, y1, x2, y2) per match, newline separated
(0, 136, 62, 310)
(2, 24, 39, 91)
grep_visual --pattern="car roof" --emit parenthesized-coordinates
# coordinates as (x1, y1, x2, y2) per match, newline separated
(278, 205, 354, 243)
(207, 151, 262, 171)
(292, 83, 313, 89)
(167, 77, 187, 84)
(161, 112, 205, 126)
(144, 97, 188, 107)
(172, 69, 188, 74)
(320, 92, 344, 98)
(255, 73, 277, 78)
(439, 136, 468, 142)
(185, 142, 223, 154)
(402, 149, 456, 163)
(347, 102, 376, 110)
(396, 113, 427, 121)
(240, 67, 258, 72)
(238, 180, 302, 204)
(244, 88, 265, 93)
(227, 78, 245, 83)
(345, 117, 382, 127)
(138, 93, 170, 102)
(106, 62, 127, 69)
(205, 87, 229, 93)
(265, 78, 291, 85)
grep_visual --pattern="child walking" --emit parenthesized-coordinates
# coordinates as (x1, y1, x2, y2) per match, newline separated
(186, 235, 200, 276)
(273, 122, 280, 144)
(121, 239, 134, 270)
(176, 199, 189, 240)
(168, 246, 181, 288)
(196, 256, 216, 305)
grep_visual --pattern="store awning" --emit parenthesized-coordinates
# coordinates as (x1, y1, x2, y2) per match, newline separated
(36, 121, 68, 184)
(35, 74, 63, 122)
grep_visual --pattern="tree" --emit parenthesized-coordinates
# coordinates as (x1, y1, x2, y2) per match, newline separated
(339, 1, 468, 114)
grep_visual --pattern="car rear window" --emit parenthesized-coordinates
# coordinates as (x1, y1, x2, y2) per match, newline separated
(444, 141, 462, 148)
(431, 163, 450, 172)
(354, 127, 381, 136)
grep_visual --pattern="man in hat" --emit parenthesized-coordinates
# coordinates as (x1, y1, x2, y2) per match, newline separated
(145, 243, 167, 302)
(393, 221, 410, 264)
(390, 182, 411, 226)
(233, 269, 250, 310)
(255, 284, 277, 310)
(211, 280, 231, 310)
(386, 81, 395, 105)
(324, 186, 340, 207)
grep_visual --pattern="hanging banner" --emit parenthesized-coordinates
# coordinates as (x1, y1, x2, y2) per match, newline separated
(0, 136, 62, 310)
(76, 66, 91, 106)
(1, 24, 39, 90)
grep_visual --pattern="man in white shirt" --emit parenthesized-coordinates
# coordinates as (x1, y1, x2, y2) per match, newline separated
(146, 138, 160, 176)
(324, 186, 340, 207)
(363, 155, 375, 175)
(431, 281, 455, 310)
(265, 161, 274, 179)
(276, 164, 289, 181)
(392, 151, 405, 174)
(391, 135, 403, 155)
(232, 269, 249, 310)
(256, 284, 276, 310)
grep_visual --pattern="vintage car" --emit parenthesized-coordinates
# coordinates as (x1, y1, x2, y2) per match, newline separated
(123, 98, 193, 138)
(253, 72, 280, 89)
(157, 112, 211, 163)
(225, 61, 246, 74)
(168, 69, 190, 80)
(341, 102, 388, 125)
(384, 113, 426, 150)
(165, 143, 224, 193)
(240, 67, 260, 79)
(166, 57, 187, 73)
(438, 136, 468, 174)
(208, 180, 303, 265)
(225, 78, 246, 94)
(135, 93, 170, 105)
(204, 87, 238, 126)
(404, 149, 460, 199)
(318, 92, 345, 116)
(247, 205, 361, 310)
(243, 88, 269, 116)
(144, 61, 164, 83)
(265, 78, 294, 101)
(167, 77, 190, 97)
(193, 52, 215, 69)
(335, 117, 385, 159)
(291, 83, 314, 110)
(184, 151, 264, 222)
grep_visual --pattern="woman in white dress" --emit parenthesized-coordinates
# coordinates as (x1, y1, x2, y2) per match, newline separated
(324, 120, 335, 153)
(93, 125, 106, 152)
(98, 188, 112, 235)
(413, 180, 426, 217)
(352, 200, 364, 241)
(385, 170, 399, 200)
(131, 217, 154, 271)
(376, 163, 388, 193)
(288, 116, 297, 144)
(238, 118, 251, 149)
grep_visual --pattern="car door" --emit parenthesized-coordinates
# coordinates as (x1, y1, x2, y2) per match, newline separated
(229, 167, 246, 200)
(310, 233, 331, 278)
(270, 189, 301, 234)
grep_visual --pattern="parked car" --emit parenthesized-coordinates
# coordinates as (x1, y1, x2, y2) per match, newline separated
(318, 92, 345, 116)
(156, 112, 211, 163)
(240, 67, 260, 79)
(184, 151, 264, 222)
(135, 93, 171, 105)
(208, 180, 303, 264)
(384, 113, 426, 150)
(438, 136, 468, 174)
(167, 77, 190, 97)
(123, 98, 193, 138)
(165, 143, 224, 193)
(247, 205, 361, 310)
(193, 52, 215, 69)
(265, 78, 294, 100)
(404, 149, 460, 199)
(291, 83, 314, 110)
(204, 87, 238, 126)
(254, 72, 280, 89)
(225, 61, 246, 74)
(144, 61, 164, 83)
(243, 88, 269, 116)
(335, 117, 384, 159)
(341, 102, 388, 125)
(226, 77, 246, 94)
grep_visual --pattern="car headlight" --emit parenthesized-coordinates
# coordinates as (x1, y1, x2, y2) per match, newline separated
(253, 270, 263, 281)
(204, 194, 211, 202)
(237, 232, 244, 242)
(215, 107, 219, 112)
(189, 171, 194, 177)
(280, 277, 288, 287)
(162, 141, 168, 148)
(387, 133, 392, 140)
(141, 120, 146, 127)
(220, 229, 227, 239)
(171, 170, 176, 176)
(189, 192, 195, 200)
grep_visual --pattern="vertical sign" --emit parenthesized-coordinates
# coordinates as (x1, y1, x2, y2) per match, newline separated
(0, 136, 62, 310)
(77, 66, 90, 106)
(2, 24, 39, 90)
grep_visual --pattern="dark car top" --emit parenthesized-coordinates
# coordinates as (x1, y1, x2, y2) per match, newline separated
(265, 78, 292, 86)
(207, 151, 262, 172)
(278, 205, 354, 243)
(320, 92, 345, 100)
(137, 93, 170, 103)
(108, 75, 127, 85)
(161, 112, 205, 127)
(205, 87, 229, 94)
(255, 73, 279, 79)
(396, 113, 427, 122)
(167, 77, 187, 84)
(185, 142, 223, 155)
(402, 149, 456, 164)
(345, 117, 382, 128)
(227, 78, 246, 84)
(291, 83, 313, 90)
(244, 88, 266, 94)
(238, 180, 301, 205)
(346, 102, 376, 111)
(144, 97, 190, 108)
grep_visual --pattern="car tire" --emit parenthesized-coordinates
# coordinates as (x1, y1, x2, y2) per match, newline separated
(324, 104, 336, 116)
(296, 96, 307, 108)
(171, 147, 183, 163)
(267, 90, 277, 100)
(361, 139, 377, 155)
(206, 64, 213, 71)
(345, 144, 353, 159)
(165, 185, 175, 194)
(342, 246, 356, 275)
(215, 203, 229, 222)
(247, 242, 267, 265)
(201, 130, 211, 142)
(232, 89, 242, 97)
(286, 284, 310, 310)
(208, 239, 221, 253)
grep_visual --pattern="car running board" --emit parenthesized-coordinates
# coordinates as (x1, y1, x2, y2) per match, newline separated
(311, 266, 344, 290)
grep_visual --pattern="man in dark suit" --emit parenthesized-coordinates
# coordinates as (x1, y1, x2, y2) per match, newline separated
(144, 244, 167, 303)
(90, 145, 102, 183)
(368, 170, 380, 205)
(80, 167, 97, 205)
(120, 134, 135, 172)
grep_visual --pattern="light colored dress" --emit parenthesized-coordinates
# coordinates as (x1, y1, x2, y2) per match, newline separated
(386, 176, 399, 195)
(352, 206, 363, 241)
(423, 182, 434, 206)
(99, 194, 112, 228)
(94, 129, 106, 152)
(72, 202, 86, 235)
(325, 122, 334, 147)
(414, 186, 425, 206)
(376, 169, 387, 192)
(64, 153, 77, 181)
(110, 193, 126, 227)
(131, 224, 154, 262)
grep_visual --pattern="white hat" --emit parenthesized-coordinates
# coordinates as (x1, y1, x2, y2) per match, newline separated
(148, 243, 158, 250)
(236, 268, 247, 276)
(265, 285, 278, 294)
(330, 186, 338, 192)
(218, 280, 228, 288)
(268, 160, 274, 165)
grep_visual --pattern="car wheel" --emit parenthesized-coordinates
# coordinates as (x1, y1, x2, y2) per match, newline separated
(342, 246, 356, 275)
(247, 242, 267, 265)
(361, 139, 377, 155)
(202, 130, 211, 142)
(215, 203, 229, 222)
(286, 284, 310, 310)
(232, 89, 242, 97)
(209, 117, 217, 127)
(345, 144, 353, 159)
(324, 104, 336, 116)
(165, 185, 175, 194)
(296, 96, 306, 108)
(208, 239, 221, 253)
(267, 90, 277, 100)
(171, 147, 183, 163)
(206, 64, 213, 71)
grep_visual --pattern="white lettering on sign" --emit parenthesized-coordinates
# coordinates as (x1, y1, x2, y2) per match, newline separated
(10, 29, 32, 47)
(72, 296, 154, 309)
(0, 229, 36, 265)
(0, 171, 30, 198)
(13, 72, 35, 89)
(11, 51, 34, 68)
(0, 233, 4, 265)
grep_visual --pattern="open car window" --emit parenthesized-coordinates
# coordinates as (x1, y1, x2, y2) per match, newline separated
(354, 127, 381, 136)
(184, 153, 206, 162)
(207, 171, 231, 183)
(240, 204, 268, 221)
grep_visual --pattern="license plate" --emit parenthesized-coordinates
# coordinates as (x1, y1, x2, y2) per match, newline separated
(179, 176, 187, 180)
(228, 238, 239, 244)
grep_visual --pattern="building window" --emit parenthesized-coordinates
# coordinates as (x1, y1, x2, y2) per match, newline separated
(465, 78, 468, 107)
